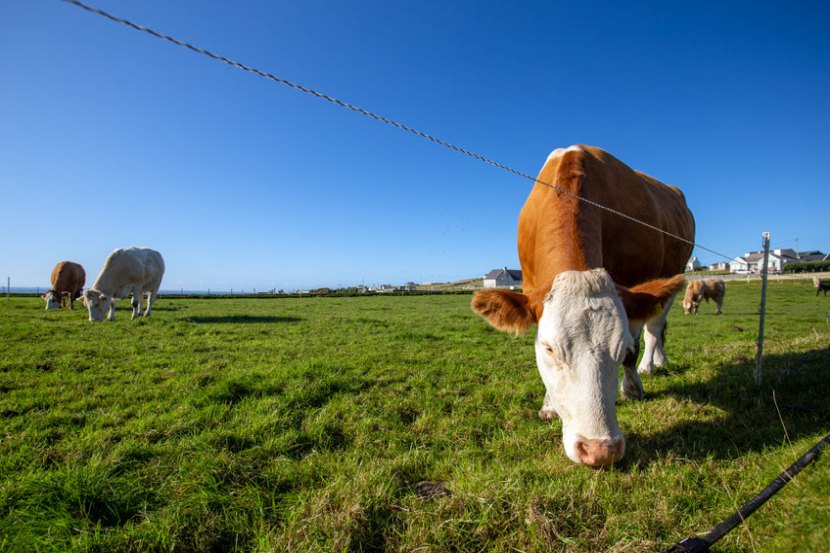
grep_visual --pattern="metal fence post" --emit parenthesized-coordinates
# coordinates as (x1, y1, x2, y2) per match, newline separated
(755, 232, 771, 386)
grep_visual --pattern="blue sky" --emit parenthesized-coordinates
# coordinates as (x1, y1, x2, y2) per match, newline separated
(2, 1, 829, 291)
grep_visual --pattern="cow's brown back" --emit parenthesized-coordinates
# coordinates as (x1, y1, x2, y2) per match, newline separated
(50, 261, 86, 298)
(518, 145, 694, 319)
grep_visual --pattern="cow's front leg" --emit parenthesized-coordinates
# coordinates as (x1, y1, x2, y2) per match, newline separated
(538, 391, 558, 421)
(621, 325, 644, 400)
(638, 300, 673, 375)
(131, 289, 144, 320)
(144, 291, 157, 317)
(108, 299, 117, 321)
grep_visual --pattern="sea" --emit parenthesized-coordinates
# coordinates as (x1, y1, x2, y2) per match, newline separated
(2, 287, 259, 296)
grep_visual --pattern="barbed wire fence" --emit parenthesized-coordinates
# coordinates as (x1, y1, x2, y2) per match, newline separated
(60, 0, 736, 263)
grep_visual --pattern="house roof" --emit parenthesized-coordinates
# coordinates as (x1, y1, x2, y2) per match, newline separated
(798, 250, 828, 261)
(484, 267, 523, 280)
(732, 249, 828, 265)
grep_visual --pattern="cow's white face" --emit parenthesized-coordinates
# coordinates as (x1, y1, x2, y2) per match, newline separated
(43, 291, 62, 310)
(81, 289, 111, 322)
(535, 270, 633, 466)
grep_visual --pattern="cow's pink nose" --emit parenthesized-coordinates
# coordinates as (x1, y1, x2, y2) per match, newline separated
(575, 437, 625, 466)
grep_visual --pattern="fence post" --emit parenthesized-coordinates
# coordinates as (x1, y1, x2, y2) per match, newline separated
(755, 232, 771, 386)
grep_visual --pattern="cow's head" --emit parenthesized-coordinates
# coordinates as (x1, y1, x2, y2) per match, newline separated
(80, 289, 111, 322)
(682, 283, 699, 315)
(43, 290, 62, 310)
(472, 269, 684, 466)
(682, 299, 699, 315)
(681, 288, 699, 315)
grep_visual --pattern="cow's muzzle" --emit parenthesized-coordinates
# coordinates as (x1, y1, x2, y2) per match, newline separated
(573, 435, 625, 467)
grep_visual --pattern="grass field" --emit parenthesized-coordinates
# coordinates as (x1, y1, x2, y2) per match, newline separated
(1, 280, 828, 552)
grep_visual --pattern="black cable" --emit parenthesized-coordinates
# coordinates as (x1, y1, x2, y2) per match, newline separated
(665, 432, 830, 552)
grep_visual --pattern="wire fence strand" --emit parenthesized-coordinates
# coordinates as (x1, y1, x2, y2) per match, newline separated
(61, 0, 733, 262)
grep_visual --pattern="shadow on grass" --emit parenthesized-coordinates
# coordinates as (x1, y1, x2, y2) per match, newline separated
(187, 315, 302, 324)
(622, 347, 830, 469)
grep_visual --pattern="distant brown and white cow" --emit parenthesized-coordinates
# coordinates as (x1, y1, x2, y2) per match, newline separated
(43, 261, 86, 310)
(472, 145, 694, 466)
(682, 278, 725, 315)
(80, 247, 165, 322)
(814, 277, 830, 296)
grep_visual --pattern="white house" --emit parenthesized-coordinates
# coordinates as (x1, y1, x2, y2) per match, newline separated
(708, 262, 730, 271)
(730, 248, 805, 273)
(686, 257, 701, 271)
(730, 256, 750, 273)
(483, 267, 523, 289)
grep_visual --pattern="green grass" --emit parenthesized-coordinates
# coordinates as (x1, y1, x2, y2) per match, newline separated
(1, 281, 828, 552)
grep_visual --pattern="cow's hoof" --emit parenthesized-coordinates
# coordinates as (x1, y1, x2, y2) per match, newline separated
(637, 365, 654, 376)
(621, 380, 645, 401)
(538, 408, 558, 421)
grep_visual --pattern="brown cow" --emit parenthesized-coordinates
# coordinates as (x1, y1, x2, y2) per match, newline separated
(472, 145, 694, 466)
(682, 278, 725, 315)
(44, 261, 86, 310)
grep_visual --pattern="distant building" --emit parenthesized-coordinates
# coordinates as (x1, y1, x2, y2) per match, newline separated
(797, 250, 829, 262)
(483, 267, 522, 289)
(728, 248, 826, 273)
(686, 257, 701, 271)
(708, 262, 730, 271)
(729, 256, 750, 274)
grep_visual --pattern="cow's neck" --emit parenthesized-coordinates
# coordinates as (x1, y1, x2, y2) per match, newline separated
(91, 270, 118, 296)
(518, 155, 604, 321)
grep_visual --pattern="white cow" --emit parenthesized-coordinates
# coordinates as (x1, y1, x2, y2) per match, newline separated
(81, 247, 165, 322)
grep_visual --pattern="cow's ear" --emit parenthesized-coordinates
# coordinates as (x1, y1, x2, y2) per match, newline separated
(471, 289, 536, 335)
(616, 275, 686, 322)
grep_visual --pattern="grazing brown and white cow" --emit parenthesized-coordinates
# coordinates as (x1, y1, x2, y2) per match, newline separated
(814, 277, 830, 296)
(43, 261, 86, 310)
(80, 247, 165, 322)
(472, 145, 694, 466)
(682, 278, 725, 315)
